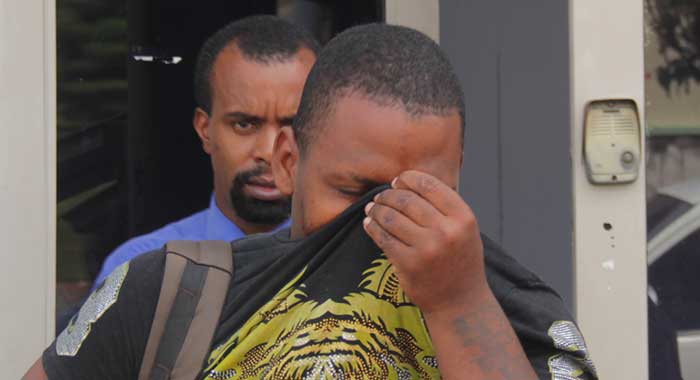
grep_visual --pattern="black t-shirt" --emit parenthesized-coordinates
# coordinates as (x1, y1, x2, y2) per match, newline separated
(43, 229, 299, 379)
(44, 202, 597, 379)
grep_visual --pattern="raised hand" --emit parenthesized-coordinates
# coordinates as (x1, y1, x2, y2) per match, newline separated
(362, 170, 486, 314)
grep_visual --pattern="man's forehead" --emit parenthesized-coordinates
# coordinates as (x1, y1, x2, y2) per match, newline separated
(303, 94, 462, 185)
(210, 48, 313, 114)
(212, 47, 313, 89)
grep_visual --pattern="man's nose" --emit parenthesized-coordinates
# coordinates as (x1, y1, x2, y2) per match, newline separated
(252, 124, 279, 164)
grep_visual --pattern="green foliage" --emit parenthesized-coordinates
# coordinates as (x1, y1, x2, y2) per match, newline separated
(646, 0, 700, 92)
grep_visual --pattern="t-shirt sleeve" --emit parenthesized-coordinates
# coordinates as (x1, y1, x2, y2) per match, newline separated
(500, 282, 599, 380)
(43, 249, 165, 380)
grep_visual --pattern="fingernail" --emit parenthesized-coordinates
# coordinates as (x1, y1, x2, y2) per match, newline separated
(364, 202, 375, 214)
(363, 216, 371, 228)
(391, 177, 398, 188)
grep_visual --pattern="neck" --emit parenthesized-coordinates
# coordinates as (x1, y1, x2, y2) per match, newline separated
(289, 221, 303, 240)
(289, 197, 304, 240)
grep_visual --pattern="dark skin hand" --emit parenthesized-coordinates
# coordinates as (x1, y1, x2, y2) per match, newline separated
(363, 170, 537, 380)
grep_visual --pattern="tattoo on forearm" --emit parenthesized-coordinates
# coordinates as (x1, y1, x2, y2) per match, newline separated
(451, 303, 530, 379)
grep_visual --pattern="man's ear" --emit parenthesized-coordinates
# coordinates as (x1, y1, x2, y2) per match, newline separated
(193, 107, 213, 154)
(272, 126, 299, 197)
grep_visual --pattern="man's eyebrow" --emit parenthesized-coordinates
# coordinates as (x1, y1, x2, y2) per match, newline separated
(278, 114, 296, 125)
(223, 112, 264, 123)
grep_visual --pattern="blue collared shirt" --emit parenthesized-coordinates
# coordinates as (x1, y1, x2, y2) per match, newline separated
(92, 194, 290, 287)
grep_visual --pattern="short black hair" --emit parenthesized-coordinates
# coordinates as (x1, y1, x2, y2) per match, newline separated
(293, 23, 465, 153)
(194, 15, 321, 114)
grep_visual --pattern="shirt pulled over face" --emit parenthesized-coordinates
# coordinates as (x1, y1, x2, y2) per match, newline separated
(201, 186, 441, 379)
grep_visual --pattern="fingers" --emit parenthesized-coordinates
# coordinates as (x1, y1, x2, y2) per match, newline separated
(365, 201, 424, 246)
(363, 215, 410, 255)
(373, 188, 442, 227)
(392, 170, 467, 217)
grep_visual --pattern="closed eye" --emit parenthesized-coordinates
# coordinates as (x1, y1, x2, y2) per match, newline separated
(337, 188, 366, 198)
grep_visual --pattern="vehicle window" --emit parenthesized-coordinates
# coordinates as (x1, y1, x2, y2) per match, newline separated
(649, 227, 700, 331)
(647, 194, 692, 240)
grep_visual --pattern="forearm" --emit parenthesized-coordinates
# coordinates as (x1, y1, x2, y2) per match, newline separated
(423, 285, 537, 380)
(22, 358, 48, 380)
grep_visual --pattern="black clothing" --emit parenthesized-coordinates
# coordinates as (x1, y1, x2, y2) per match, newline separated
(44, 189, 596, 380)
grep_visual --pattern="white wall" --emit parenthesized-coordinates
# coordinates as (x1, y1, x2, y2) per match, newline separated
(0, 0, 56, 377)
(571, 0, 648, 379)
(385, 0, 440, 43)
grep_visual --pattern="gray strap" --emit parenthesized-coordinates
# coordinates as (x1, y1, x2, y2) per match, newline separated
(150, 260, 209, 380)
(138, 240, 233, 380)
(167, 240, 233, 274)
(139, 252, 187, 380)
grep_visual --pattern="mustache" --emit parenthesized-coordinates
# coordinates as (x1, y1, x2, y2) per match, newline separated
(234, 164, 274, 185)
(228, 163, 290, 224)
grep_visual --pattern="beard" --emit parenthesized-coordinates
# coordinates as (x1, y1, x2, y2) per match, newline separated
(229, 165, 291, 225)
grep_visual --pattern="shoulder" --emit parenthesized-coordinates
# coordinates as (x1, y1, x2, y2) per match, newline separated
(84, 250, 166, 331)
(96, 210, 209, 282)
(45, 250, 166, 379)
(127, 209, 209, 245)
(124, 209, 210, 251)
(105, 234, 167, 267)
(481, 234, 550, 299)
(228, 229, 299, 283)
(87, 249, 166, 326)
(231, 228, 295, 253)
(481, 233, 569, 327)
(162, 208, 210, 237)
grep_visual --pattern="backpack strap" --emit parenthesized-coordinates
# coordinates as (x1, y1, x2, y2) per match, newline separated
(138, 240, 233, 380)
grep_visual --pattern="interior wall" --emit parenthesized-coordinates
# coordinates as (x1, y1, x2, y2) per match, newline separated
(440, 0, 573, 306)
(385, 0, 439, 42)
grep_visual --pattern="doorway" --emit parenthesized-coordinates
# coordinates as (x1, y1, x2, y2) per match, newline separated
(55, 0, 384, 327)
